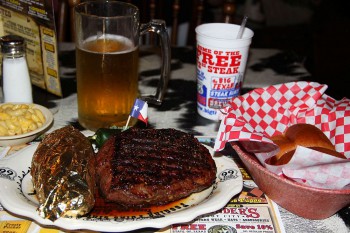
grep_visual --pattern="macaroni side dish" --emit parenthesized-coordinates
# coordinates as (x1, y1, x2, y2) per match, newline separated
(0, 104, 46, 136)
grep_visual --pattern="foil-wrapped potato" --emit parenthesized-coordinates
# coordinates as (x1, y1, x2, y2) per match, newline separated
(31, 126, 95, 221)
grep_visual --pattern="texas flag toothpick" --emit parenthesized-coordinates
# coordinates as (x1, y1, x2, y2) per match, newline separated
(124, 98, 148, 129)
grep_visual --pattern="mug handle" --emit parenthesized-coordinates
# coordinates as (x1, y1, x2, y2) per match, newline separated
(140, 19, 171, 105)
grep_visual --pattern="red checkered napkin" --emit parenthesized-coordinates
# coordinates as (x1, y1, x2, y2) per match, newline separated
(214, 81, 350, 189)
(282, 147, 350, 189)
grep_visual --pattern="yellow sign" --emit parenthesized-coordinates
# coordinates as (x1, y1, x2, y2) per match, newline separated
(0, 0, 62, 96)
(0, 220, 31, 233)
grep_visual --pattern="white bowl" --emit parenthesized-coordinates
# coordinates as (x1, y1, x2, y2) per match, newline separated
(0, 103, 53, 146)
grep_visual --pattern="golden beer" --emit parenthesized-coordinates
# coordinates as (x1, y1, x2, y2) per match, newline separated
(76, 35, 139, 131)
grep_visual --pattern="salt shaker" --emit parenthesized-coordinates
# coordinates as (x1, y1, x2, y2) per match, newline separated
(1, 35, 33, 103)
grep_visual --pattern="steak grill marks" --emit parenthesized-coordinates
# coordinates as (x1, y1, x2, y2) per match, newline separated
(113, 132, 210, 185)
(96, 128, 217, 209)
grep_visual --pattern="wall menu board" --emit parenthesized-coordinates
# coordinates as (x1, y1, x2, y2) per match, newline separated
(0, 0, 62, 96)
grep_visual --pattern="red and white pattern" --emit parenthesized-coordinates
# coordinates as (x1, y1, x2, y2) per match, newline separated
(214, 81, 350, 189)
(215, 81, 350, 156)
(282, 147, 350, 189)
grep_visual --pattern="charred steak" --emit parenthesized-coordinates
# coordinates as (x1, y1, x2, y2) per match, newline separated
(96, 128, 217, 208)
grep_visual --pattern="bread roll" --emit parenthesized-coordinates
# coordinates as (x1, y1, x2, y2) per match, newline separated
(268, 123, 346, 165)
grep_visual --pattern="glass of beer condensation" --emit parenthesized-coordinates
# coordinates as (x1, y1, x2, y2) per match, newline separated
(74, 1, 170, 131)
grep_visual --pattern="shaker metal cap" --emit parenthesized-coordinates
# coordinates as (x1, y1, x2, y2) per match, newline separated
(0, 35, 25, 54)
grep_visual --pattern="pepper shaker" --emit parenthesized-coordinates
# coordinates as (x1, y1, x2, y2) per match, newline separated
(0, 35, 33, 103)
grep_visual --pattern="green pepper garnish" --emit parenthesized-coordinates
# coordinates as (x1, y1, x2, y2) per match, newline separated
(90, 127, 128, 148)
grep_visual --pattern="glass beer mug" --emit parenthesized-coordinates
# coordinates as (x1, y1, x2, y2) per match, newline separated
(74, 1, 170, 131)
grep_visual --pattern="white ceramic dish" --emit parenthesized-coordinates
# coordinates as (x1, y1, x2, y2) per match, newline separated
(0, 144, 243, 232)
(0, 103, 53, 146)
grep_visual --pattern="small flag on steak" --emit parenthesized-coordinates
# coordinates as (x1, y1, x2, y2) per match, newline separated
(129, 98, 148, 124)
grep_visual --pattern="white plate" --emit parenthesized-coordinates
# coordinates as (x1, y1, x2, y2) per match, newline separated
(0, 144, 243, 232)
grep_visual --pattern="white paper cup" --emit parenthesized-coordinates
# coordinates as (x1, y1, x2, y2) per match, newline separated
(196, 23, 254, 120)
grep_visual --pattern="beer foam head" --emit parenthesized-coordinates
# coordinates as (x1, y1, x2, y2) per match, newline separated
(83, 34, 135, 53)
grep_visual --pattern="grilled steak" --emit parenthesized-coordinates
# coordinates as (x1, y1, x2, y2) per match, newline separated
(96, 128, 217, 209)
(31, 126, 96, 221)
